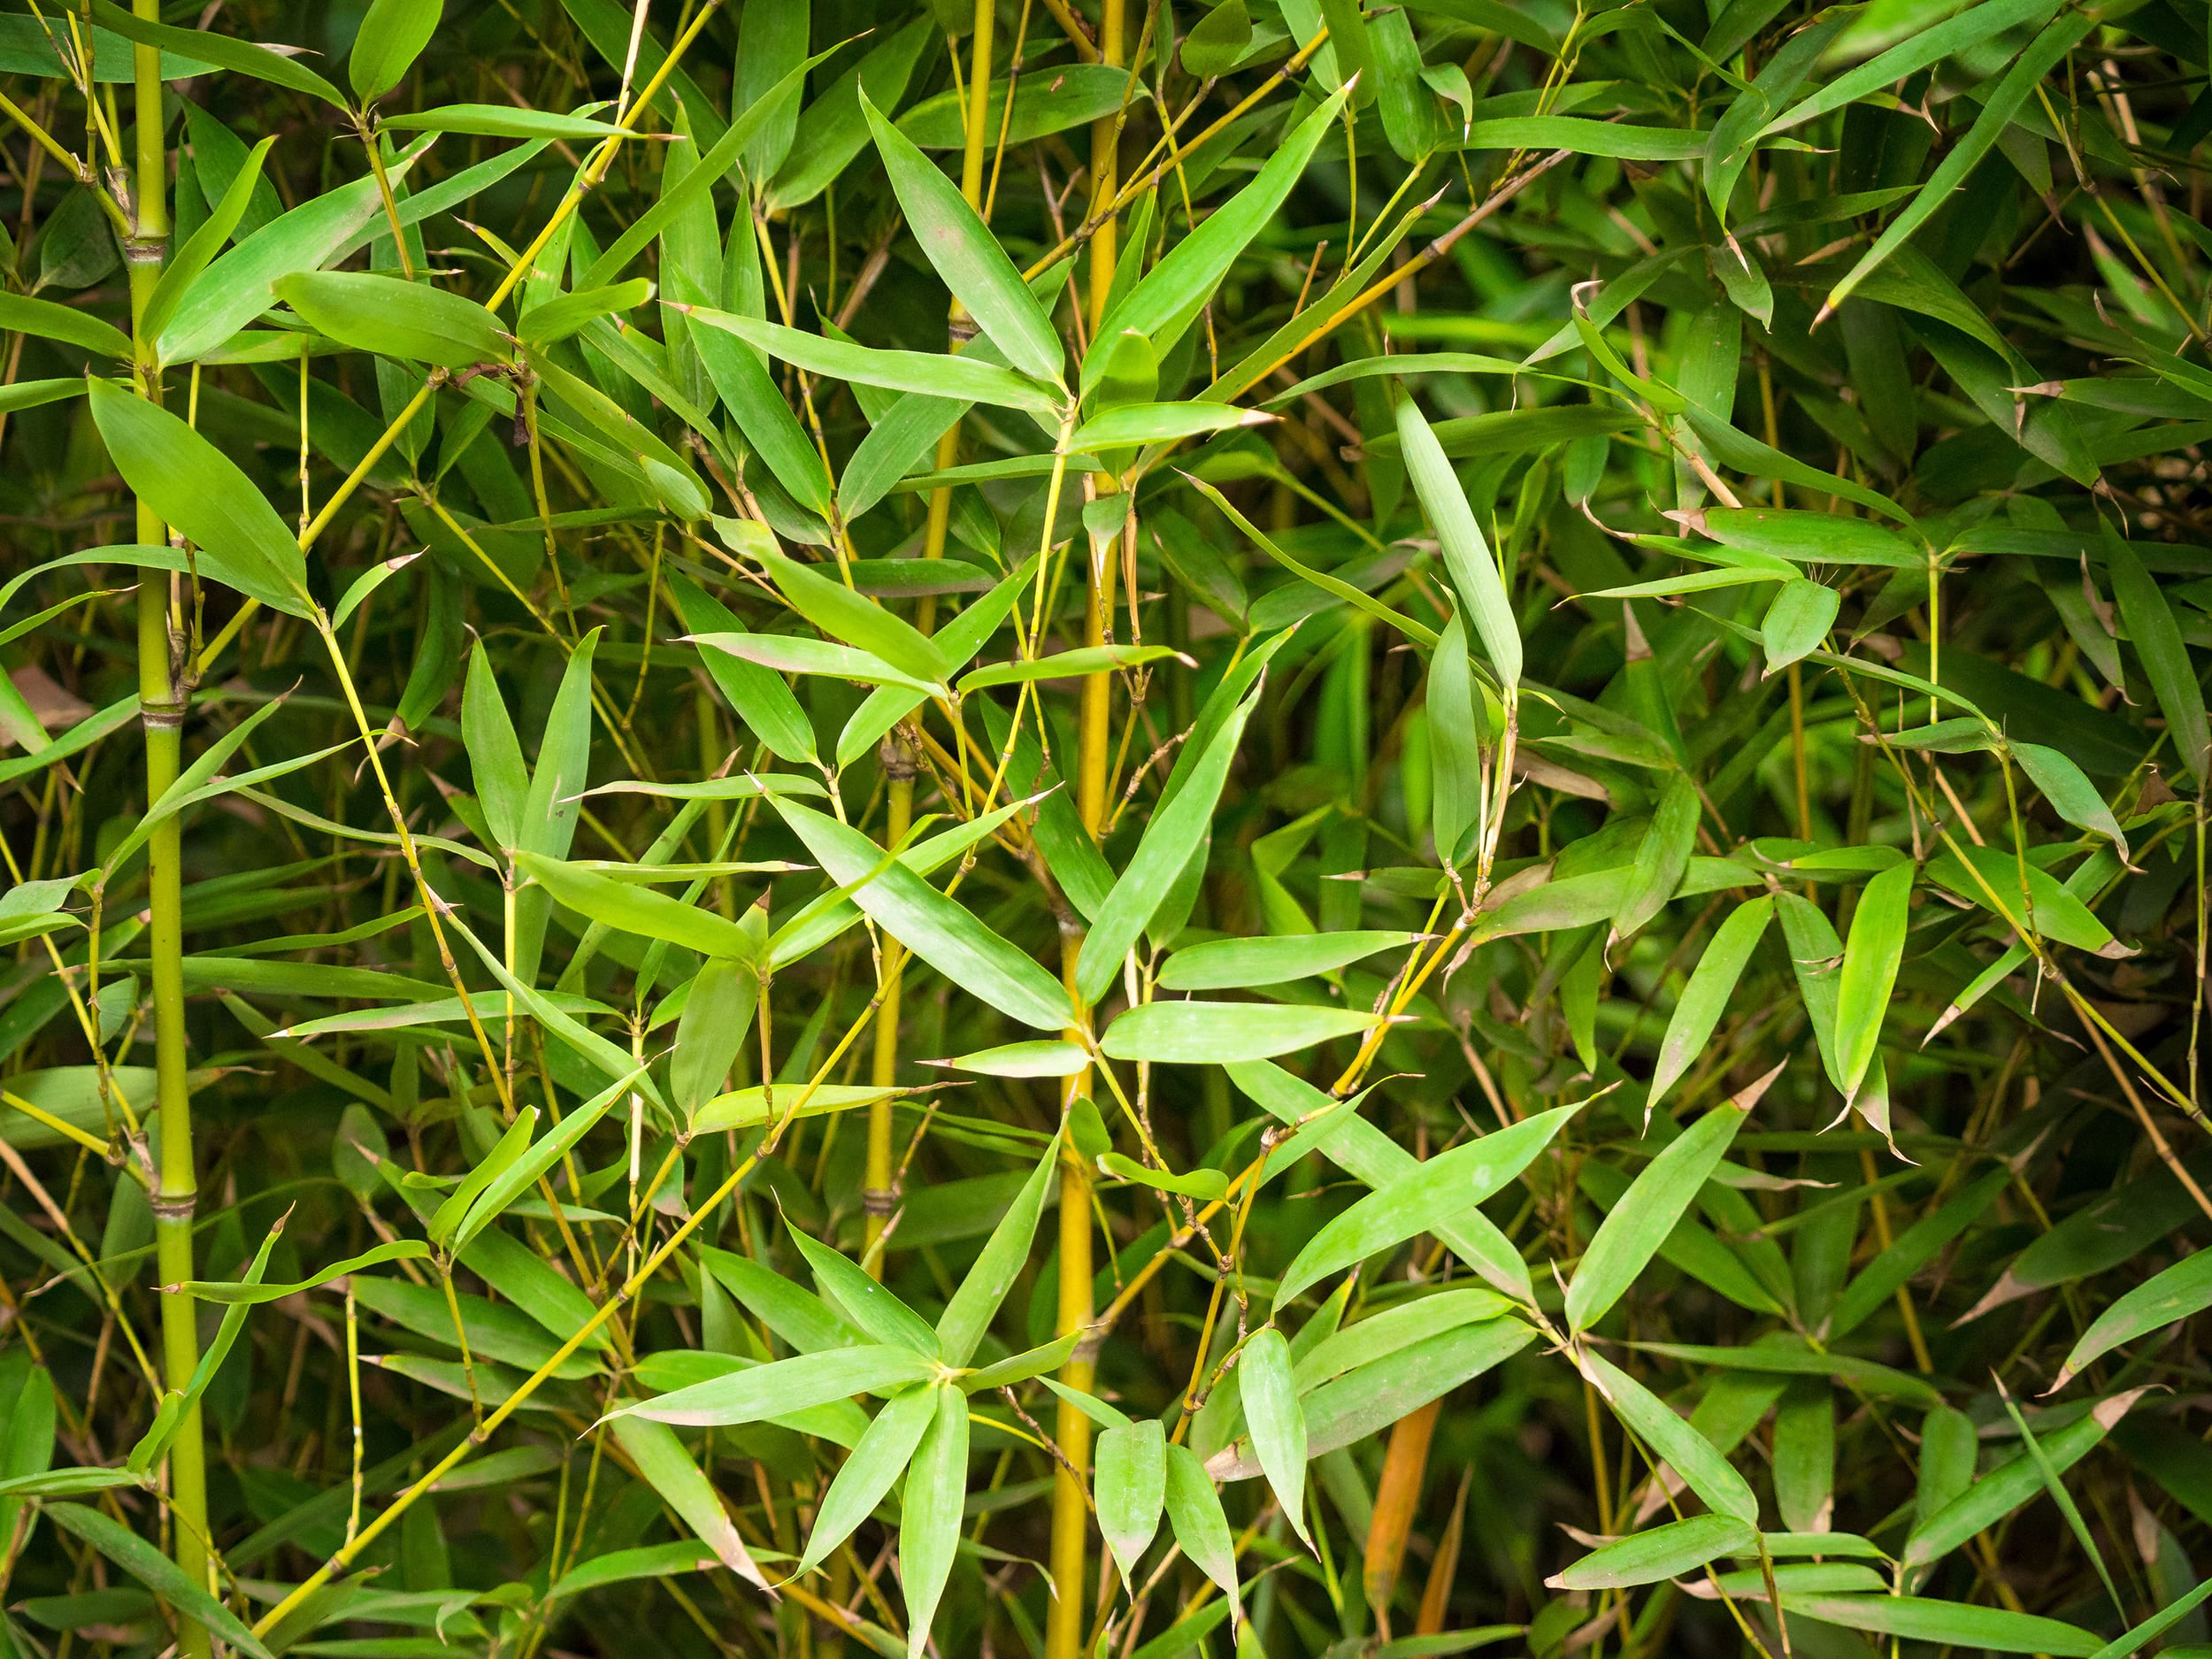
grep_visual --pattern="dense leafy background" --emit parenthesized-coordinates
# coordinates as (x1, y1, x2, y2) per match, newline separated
(3, 1, 2212, 1657)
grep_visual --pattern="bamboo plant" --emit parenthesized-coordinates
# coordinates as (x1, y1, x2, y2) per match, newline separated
(5, 2, 2212, 1657)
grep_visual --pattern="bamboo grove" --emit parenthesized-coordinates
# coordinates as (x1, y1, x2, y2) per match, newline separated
(5, 0, 2212, 1655)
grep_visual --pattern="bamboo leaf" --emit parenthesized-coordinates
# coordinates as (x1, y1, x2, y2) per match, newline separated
(897, 1385, 969, 1659)
(1096, 1418, 1166, 1590)
(795, 1385, 937, 1579)
(862, 93, 1064, 387)
(1647, 897, 1771, 1116)
(608, 1416, 769, 1587)
(1549, 1514, 1754, 1591)
(1274, 1102, 1578, 1310)
(86, 377, 313, 617)
(1568, 1069, 1770, 1333)
(45, 1502, 275, 1659)
(1241, 1327, 1310, 1544)
(1399, 397, 1520, 687)
(1100, 1002, 1384, 1064)
(682, 307, 1063, 412)
(1833, 860, 1912, 1099)
(767, 796, 1072, 1031)
(609, 1346, 941, 1427)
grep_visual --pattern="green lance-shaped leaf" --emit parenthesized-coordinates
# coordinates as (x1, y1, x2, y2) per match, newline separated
(1399, 396, 1520, 689)
(1577, 1347, 1759, 1526)
(521, 278, 652, 348)
(1777, 892, 1847, 1092)
(86, 377, 313, 618)
(607, 1415, 769, 1587)
(275, 271, 508, 370)
(381, 103, 626, 141)
(1762, 579, 1839, 675)
(860, 92, 1063, 388)
(933, 1040, 1090, 1078)
(96, 694, 289, 879)
(2107, 528, 2208, 790)
(960, 643, 1187, 692)
(1094, 82, 1350, 391)
(2010, 741, 2128, 861)
(768, 795, 1071, 1031)
(131, 1210, 284, 1472)
(795, 1384, 937, 1579)
(693, 1083, 902, 1133)
(1549, 1514, 1755, 1592)
(1903, 1389, 2145, 1569)
(463, 639, 528, 848)
(449, 1065, 640, 1254)
(1819, 8, 2096, 316)
(681, 307, 1061, 413)
(89, 0, 344, 108)
(1077, 684, 1261, 1007)
(963, 1333, 1082, 1393)
(171, 1240, 431, 1303)
(1612, 772, 1701, 945)
(157, 147, 427, 365)
(1233, 1059, 1533, 1302)
(1241, 1327, 1309, 1544)
(1165, 1440, 1240, 1616)
(1647, 896, 1771, 1117)
(2055, 1248, 2212, 1390)
(1916, 1404, 1978, 1529)
(666, 572, 818, 764)
(1158, 930, 1419, 992)
(936, 1134, 1058, 1365)
(0, 1366, 54, 1562)
(511, 627, 599, 984)
(789, 1227, 941, 1356)
(1995, 1380, 2125, 1615)
(1833, 860, 1912, 1100)
(687, 632, 938, 695)
(142, 135, 277, 344)
(1274, 1102, 1578, 1310)
(1068, 403, 1271, 452)
(672, 957, 761, 1125)
(1757, 0, 2061, 141)
(1100, 1002, 1383, 1064)
(898, 1384, 970, 1659)
(426, 1106, 536, 1248)
(1781, 1594, 2101, 1656)
(0, 293, 131, 360)
(1097, 1418, 1166, 1591)
(349, 0, 442, 101)
(46, 1502, 275, 1659)
(1567, 1066, 1771, 1333)
(329, 550, 419, 631)
(610, 1345, 941, 1428)
(752, 540, 953, 687)
(1829, 1167, 2008, 1341)
(517, 853, 766, 966)
(1428, 611, 1485, 865)
(2087, 1575, 2212, 1659)
(702, 1246, 862, 1355)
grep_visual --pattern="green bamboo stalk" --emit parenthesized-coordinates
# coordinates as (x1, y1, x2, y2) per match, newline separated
(122, 6, 210, 1648)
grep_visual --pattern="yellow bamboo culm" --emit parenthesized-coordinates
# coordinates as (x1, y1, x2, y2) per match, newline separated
(864, 0, 1000, 1271)
(1047, 0, 1125, 1650)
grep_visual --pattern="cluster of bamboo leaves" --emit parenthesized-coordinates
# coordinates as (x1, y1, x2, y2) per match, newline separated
(7, 0, 2212, 1656)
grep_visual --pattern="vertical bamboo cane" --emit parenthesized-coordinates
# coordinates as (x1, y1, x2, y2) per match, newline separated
(1047, 4, 1125, 1652)
(125, 9, 210, 1646)
(865, 0, 1000, 1270)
